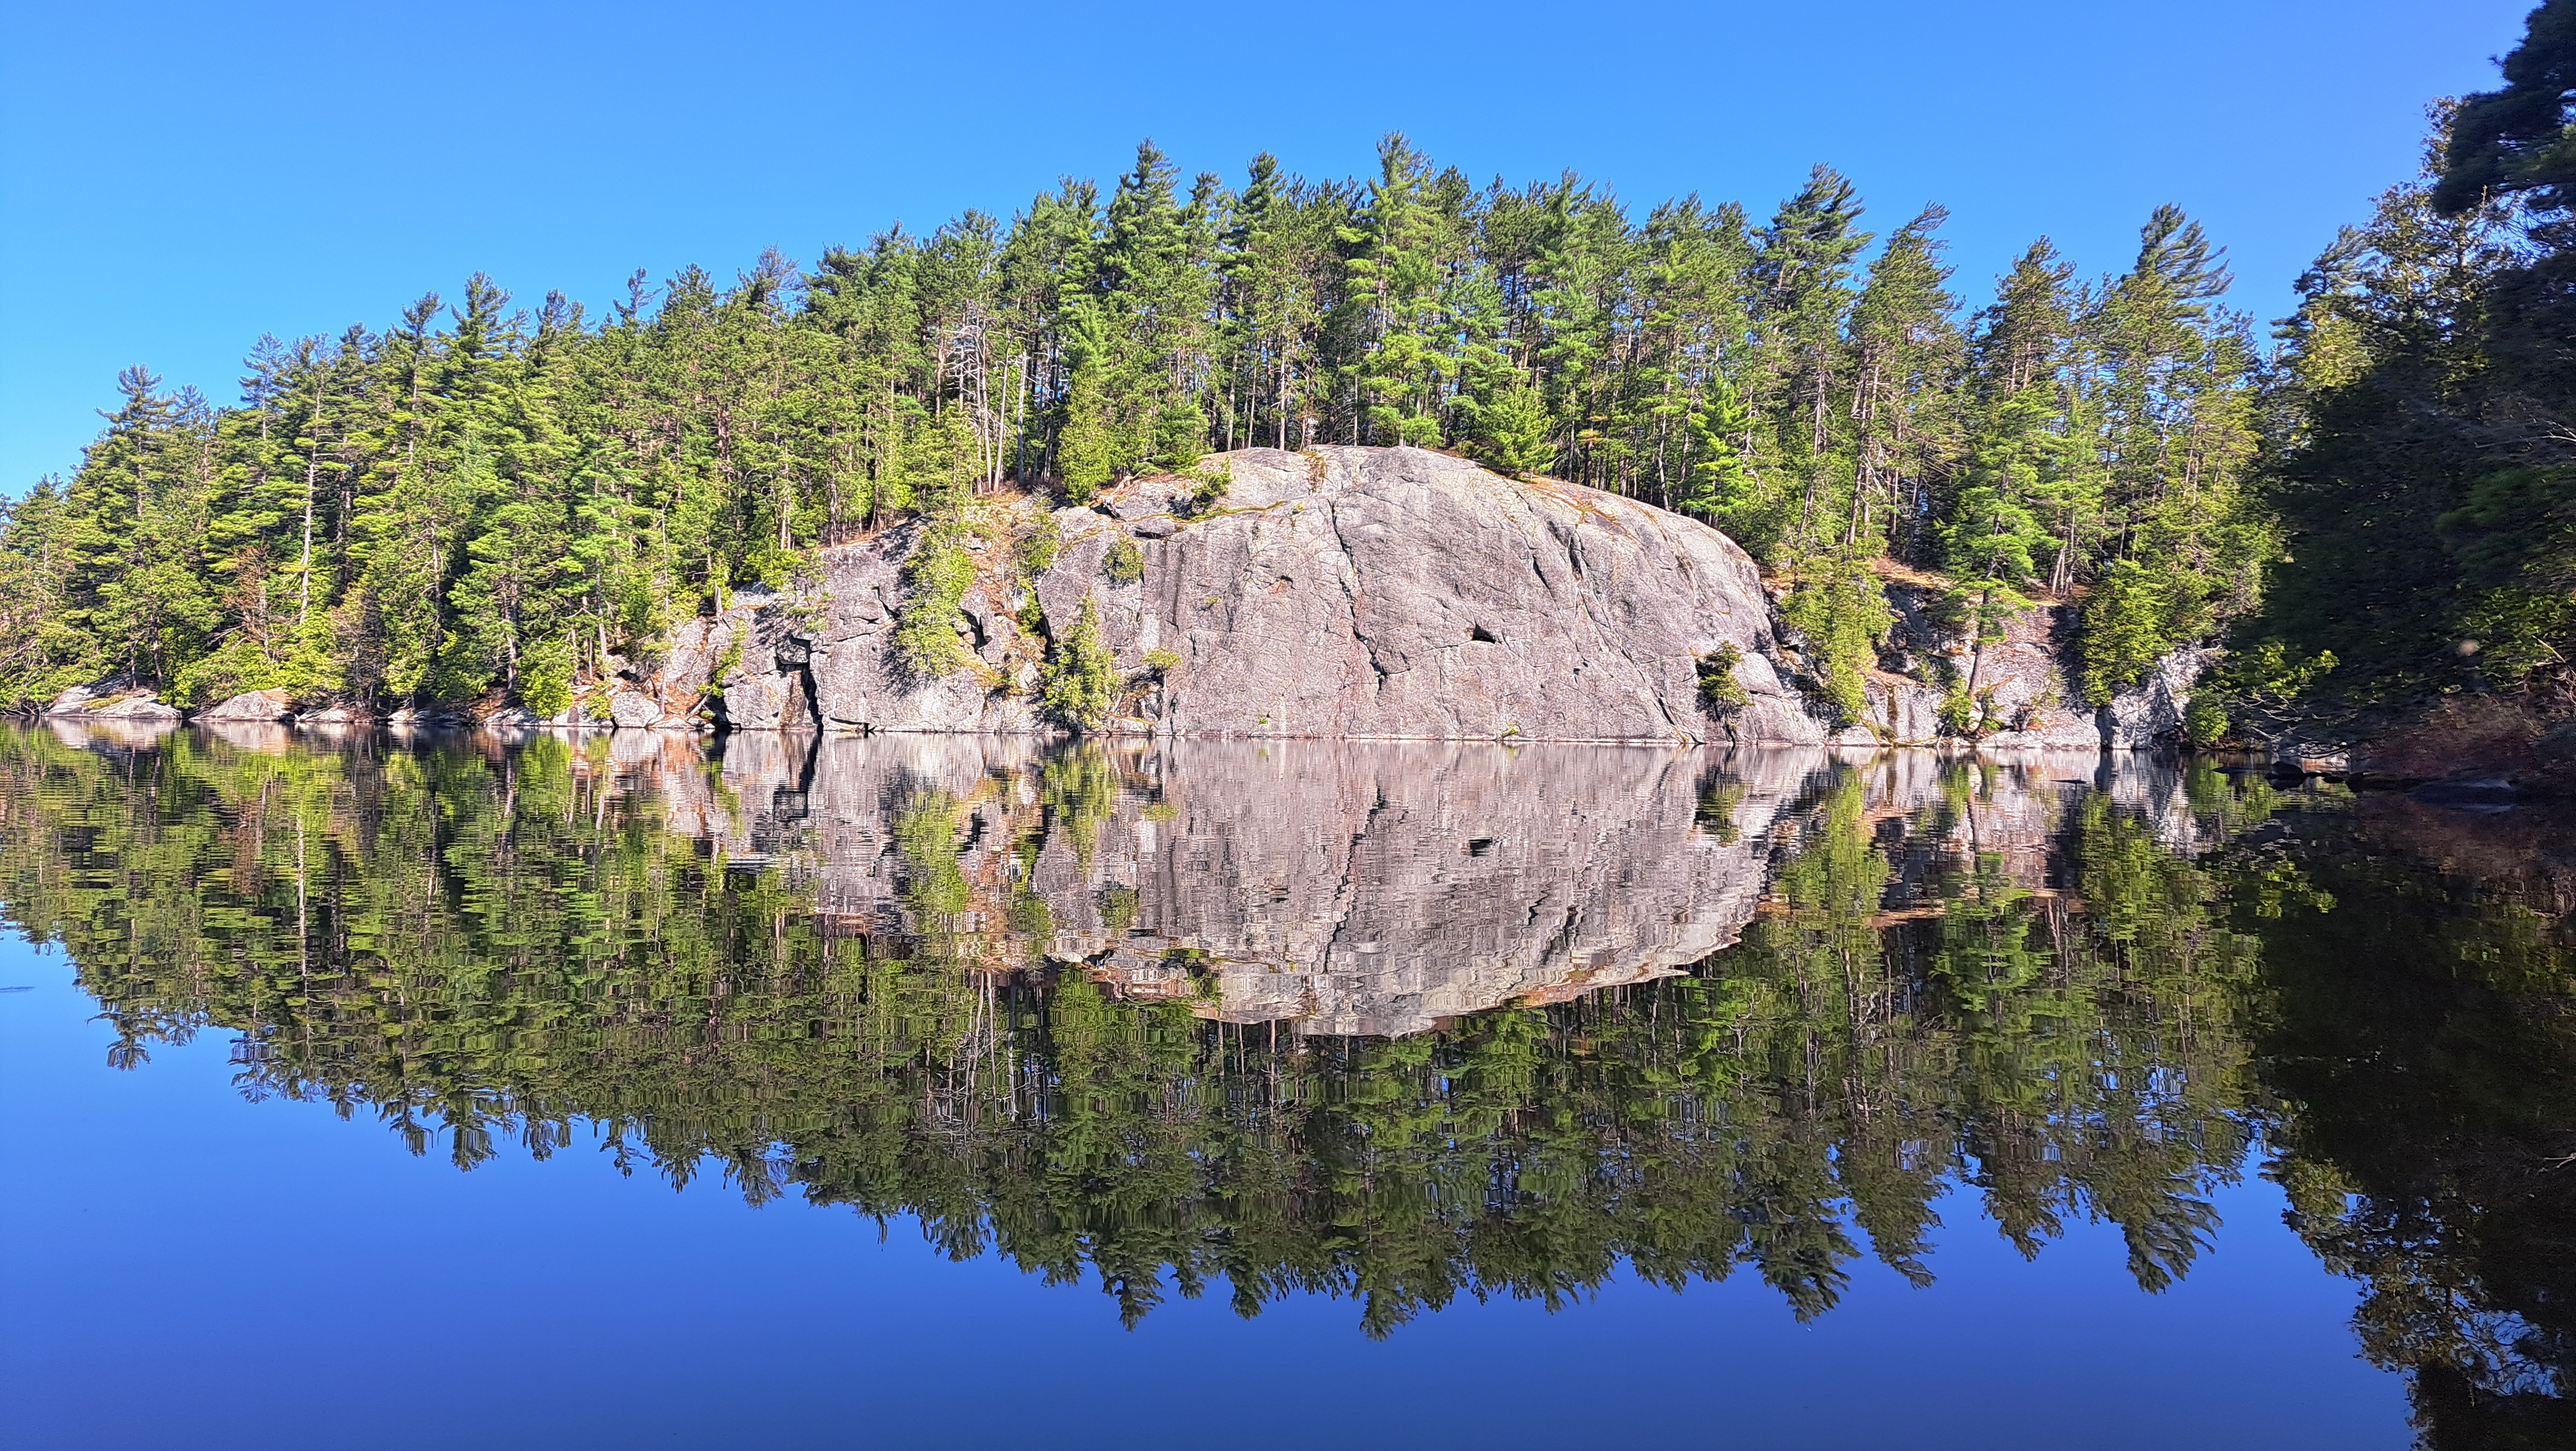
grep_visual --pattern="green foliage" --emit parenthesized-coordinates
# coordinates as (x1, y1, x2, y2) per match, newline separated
(1695, 641, 1748, 712)
(706, 640, 742, 704)
(1780, 559, 1894, 723)
(1040, 594, 1118, 728)
(1179, 464, 1230, 517)
(1936, 664, 1979, 738)
(1015, 510, 1061, 580)
(1149, 400, 1208, 472)
(2183, 693, 2229, 748)
(1096, 882, 1139, 933)
(2079, 558, 2185, 704)
(516, 636, 574, 717)
(894, 529, 975, 679)
(1144, 647, 1181, 675)
(1101, 534, 1143, 585)
(2207, 639, 2337, 730)
(2262, 94, 2573, 707)
(1057, 363, 1115, 504)
(1476, 373, 1555, 478)
(2460, 587, 2574, 685)
(2432, 0, 2576, 216)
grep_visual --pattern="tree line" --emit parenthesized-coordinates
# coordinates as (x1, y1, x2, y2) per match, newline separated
(0, 137, 2269, 717)
(2248, 0, 2576, 731)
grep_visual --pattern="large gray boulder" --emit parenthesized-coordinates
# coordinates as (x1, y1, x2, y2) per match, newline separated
(43, 682, 180, 723)
(686, 447, 1816, 743)
(1022, 446, 1816, 743)
(195, 688, 294, 723)
(626, 446, 2214, 749)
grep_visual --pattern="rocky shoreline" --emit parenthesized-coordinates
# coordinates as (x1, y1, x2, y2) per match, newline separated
(34, 446, 2221, 754)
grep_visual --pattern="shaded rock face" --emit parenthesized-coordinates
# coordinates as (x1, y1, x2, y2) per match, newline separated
(2102, 646, 2218, 751)
(1853, 585, 2102, 749)
(582, 736, 2205, 1036)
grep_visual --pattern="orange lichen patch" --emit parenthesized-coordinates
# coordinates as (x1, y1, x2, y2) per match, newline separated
(1754, 888, 2082, 930)
(1511, 473, 1626, 528)
(1510, 960, 1689, 1009)
(1866, 558, 1957, 593)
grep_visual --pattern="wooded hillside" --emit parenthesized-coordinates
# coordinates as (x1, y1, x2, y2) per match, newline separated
(0, 140, 2266, 719)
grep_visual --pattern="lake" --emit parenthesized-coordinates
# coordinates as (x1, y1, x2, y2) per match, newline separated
(1, 722, 2566, 1449)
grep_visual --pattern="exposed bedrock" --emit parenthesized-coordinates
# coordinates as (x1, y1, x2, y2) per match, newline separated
(666, 446, 2211, 749)
(1031, 447, 1813, 743)
(697, 446, 1820, 744)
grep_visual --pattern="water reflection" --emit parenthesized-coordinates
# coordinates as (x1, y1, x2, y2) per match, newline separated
(1, 725, 2567, 1441)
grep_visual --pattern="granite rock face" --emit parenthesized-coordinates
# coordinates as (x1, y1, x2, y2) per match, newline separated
(564, 446, 2215, 751)
(697, 446, 1819, 744)
(1028, 447, 1814, 743)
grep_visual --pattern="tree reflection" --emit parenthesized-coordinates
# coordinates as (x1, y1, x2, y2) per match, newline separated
(0, 726, 2567, 1434)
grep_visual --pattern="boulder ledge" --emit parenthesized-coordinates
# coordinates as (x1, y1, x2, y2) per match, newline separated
(612, 445, 2210, 748)
(736, 446, 1820, 744)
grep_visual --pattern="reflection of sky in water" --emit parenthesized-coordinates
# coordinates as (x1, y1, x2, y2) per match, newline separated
(0, 729, 2522, 1448)
(0, 956, 2399, 1450)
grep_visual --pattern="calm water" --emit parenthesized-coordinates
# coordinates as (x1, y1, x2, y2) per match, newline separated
(1, 723, 2568, 1449)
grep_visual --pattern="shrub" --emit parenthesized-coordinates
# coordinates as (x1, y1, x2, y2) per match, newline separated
(517, 645, 574, 717)
(1696, 642, 1749, 712)
(2184, 694, 2229, 748)
(1017, 511, 1061, 580)
(894, 530, 976, 678)
(1476, 374, 1554, 478)
(1150, 400, 1209, 473)
(1181, 464, 1231, 517)
(1103, 535, 1144, 585)
(1041, 594, 1118, 728)
(1780, 559, 1894, 723)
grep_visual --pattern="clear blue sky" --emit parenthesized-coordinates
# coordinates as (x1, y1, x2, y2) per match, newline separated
(0, 0, 2537, 493)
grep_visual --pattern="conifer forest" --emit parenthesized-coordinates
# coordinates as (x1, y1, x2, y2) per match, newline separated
(10, 8, 2576, 747)
(0, 67, 2548, 732)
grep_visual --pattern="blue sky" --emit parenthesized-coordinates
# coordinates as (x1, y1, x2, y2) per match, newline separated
(0, 0, 2537, 493)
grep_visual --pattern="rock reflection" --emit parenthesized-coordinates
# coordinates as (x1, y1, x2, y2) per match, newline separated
(694, 738, 1798, 1035)
(1, 722, 2564, 1415)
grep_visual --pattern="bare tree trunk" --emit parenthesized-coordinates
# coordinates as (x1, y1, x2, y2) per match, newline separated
(300, 454, 318, 628)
